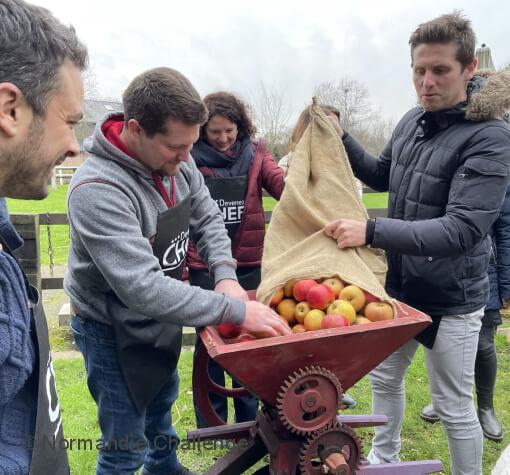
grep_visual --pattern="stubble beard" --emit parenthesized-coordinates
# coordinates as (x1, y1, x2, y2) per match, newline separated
(1, 117, 49, 200)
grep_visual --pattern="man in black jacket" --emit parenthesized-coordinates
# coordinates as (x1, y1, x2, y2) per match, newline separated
(324, 11, 510, 475)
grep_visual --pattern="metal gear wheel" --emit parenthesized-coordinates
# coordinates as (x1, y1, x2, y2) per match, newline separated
(298, 422, 363, 475)
(276, 366, 343, 435)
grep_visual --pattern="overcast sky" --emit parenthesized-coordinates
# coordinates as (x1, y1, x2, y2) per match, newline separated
(39, 0, 509, 124)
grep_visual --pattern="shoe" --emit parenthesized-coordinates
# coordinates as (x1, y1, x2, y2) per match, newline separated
(341, 393, 356, 409)
(142, 463, 198, 475)
(420, 403, 440, 423)
(478, 407, 503, 442)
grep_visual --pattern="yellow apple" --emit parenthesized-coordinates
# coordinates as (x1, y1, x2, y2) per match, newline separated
(294, 301, 311, 324)
(339, 285, 366, 312)
(322, 276, 344, 297)
(303, 309, 325, 331)
(277, 298, 297, 325)
(327, 299, 356, 325)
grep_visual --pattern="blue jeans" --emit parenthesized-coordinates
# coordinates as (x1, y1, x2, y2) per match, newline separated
(71, 316, 180, 475)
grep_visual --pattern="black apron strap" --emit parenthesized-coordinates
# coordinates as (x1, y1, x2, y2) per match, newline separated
(0, 234, 70, 474)
(110, 191, 191, 414)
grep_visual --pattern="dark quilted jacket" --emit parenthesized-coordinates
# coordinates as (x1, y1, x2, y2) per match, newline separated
(487, 186, 510, 311)
(344, 75, 510, 317)
(187, 140, 284, 270)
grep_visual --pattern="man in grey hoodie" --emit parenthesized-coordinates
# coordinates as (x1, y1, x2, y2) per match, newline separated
(65, 67, 290, 475)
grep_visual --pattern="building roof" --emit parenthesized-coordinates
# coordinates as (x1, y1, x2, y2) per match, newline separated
(84, 99, 123, 124)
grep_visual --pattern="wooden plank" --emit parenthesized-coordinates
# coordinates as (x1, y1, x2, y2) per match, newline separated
(42, 277, 64, 290)
(38, 213, 69, 225)
(264, 208, 387, 223)
(29, 208, 387, 291)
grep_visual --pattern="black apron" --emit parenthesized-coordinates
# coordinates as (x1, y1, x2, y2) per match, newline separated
(110, 177, 190, 414)
(0, 235, 70, 475)
(204, 176, 248, 241)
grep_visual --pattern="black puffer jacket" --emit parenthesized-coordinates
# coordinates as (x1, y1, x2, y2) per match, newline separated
(344, 73, 510, 320)
(487, 186, 510, 312)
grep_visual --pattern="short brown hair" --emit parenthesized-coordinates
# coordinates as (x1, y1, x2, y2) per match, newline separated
(409, 11, 476, 68)
(123, 67, 208, 137)
(0, 0, 88, 117)
(201, 91, 256, 142)
(289, 104, 340, 151)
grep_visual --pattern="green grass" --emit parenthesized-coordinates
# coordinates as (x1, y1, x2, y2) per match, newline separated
(7, 187, 388, 267)
(7, 185, 69, 265)
(55, 334, 510, 474)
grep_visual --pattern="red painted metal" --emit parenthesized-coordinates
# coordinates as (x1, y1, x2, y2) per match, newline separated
(190, 294, 444, 474)
(198, 300, 431, 406)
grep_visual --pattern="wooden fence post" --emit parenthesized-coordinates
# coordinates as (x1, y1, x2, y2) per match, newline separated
(11, 213, 41, 291)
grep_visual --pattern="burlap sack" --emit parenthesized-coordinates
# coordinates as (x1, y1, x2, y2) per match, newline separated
(257, 101, 391, 306)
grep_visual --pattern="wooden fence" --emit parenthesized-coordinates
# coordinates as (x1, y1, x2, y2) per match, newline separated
(11, 207, 388, 292)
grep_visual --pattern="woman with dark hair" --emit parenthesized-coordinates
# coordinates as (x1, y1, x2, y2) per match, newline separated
(188, 91, 284, 427)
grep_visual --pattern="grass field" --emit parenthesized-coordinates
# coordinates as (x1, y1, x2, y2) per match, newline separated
(55, 335, 510, 474)
(7, 186, 390, 266)
(6, 185, 510, 472)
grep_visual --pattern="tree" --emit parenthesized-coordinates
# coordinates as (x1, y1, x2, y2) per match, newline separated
(250, 82, 292, 158)
(83, 65, 100, 100)
(313, 78, 372, 132)
(353, 111, 394, 155)
(314, 77, 394, 155)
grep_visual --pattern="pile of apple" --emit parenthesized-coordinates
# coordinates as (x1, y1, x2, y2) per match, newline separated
(271, 276, 394, 334)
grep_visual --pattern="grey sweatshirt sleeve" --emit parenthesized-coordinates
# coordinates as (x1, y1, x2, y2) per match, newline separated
(67, 182, 245, 327)
(183, 159, 238, 284)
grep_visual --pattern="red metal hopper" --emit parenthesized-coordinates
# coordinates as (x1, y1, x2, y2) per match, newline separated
(189, 297, 443, 474)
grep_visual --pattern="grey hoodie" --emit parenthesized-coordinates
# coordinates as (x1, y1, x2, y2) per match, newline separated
(64, 114, 245, 327)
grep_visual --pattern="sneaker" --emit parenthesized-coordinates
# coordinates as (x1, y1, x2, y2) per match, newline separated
(420, 403, 440, 423)
(342, 393, 356, 409)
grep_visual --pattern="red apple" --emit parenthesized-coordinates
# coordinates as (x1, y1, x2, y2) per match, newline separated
(322, 277, 344, 297)
(217, 323, 242, 339)
(364, 302, 394, 322)
(292, 279, 317, 302)
(339, 285, 366, 312)
(321, 314, 350, 329)
(327, 299, 356, 324)
(364, 291, 380, 305)
(306, 284, 335, 310)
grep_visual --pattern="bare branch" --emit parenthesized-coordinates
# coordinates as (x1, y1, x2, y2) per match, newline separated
(250, 82, 291, 157)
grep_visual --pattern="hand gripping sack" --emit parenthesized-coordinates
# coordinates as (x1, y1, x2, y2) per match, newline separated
(257, 101, 391, 306)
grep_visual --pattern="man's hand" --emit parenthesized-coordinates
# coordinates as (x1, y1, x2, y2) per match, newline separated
(214, 279, 249, 301)
(243, 301, 292, 337)
(324, 219, 367, 248)
(502, 298, 510, 309)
